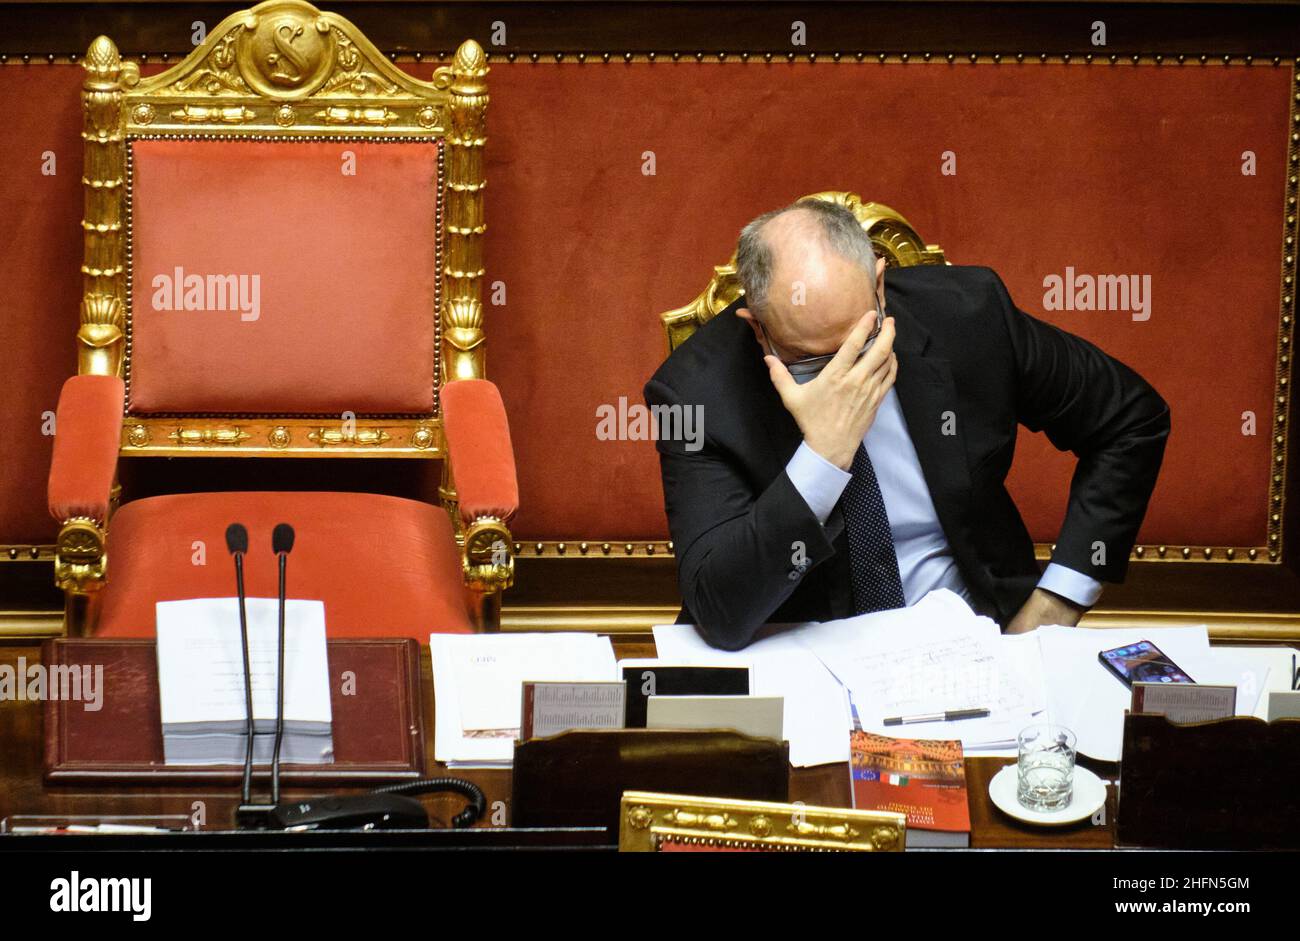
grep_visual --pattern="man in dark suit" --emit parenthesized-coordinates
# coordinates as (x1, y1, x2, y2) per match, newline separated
(645, 199, 1169, 650)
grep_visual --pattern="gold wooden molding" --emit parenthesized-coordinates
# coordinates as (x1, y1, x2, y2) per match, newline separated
(512, 539, 675, 558)
(53, 518, 107, 597)
(119, 417, 442, 458)
(0, 612, 64, 640)
(501, 603, 678, 634)
(9, 54, 1299, 69)
(1080, 609, 1300, 644)
(463, 516, 515, 594)
(619, 791, 906, 852)
(507, 539, 1279, 564)
(1, 545, 54, 562)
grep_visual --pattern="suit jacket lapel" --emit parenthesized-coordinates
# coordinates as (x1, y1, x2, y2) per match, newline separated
(889, 301, 975, 555)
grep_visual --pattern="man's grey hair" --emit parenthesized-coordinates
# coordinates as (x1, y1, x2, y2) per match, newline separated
(735, 199, 877, 317)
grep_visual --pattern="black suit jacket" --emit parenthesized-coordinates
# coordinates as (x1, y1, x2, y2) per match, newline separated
(644, 265, 1170, 650)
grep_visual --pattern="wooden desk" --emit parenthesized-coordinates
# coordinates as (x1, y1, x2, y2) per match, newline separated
(0, 639, 1116, 848)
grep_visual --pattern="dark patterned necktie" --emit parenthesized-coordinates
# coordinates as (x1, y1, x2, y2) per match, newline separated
(842, 444, 907, 615)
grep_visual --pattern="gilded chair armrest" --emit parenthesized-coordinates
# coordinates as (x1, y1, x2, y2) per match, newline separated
(47, 375, 125, 526)
(441, 379, 518, 595)
(441, 378, 519, 525)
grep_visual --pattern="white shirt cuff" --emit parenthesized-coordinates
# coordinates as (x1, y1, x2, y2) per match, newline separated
(786, 441, 852, 525)
(1038, 562, 1103, 608)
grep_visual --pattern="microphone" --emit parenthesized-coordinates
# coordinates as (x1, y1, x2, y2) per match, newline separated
(231, 520, 481, 832)
(231, 522, 480, 831)
(224, 524, 257, 811)
(270, 523, 294, 806)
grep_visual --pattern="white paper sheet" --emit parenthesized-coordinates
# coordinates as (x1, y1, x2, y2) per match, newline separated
(155, 597, 332, 728)
(429, 633, 618, 766)
(795, 591, 1045, 749)
(1036, 624, 1270, 761)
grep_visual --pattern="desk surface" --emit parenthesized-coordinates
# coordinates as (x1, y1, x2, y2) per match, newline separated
(0, 639, 1116, 849)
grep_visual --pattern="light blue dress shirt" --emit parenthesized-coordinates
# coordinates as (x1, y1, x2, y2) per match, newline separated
(785, 381, 1103, 610)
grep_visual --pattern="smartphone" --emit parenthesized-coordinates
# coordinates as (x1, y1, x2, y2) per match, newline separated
(1098, 640, 1195, 689)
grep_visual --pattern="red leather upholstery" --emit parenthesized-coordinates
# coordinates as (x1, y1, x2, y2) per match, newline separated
(94, 491, 473, 638)
(47, 375, 125, 524)
(441, 379, 520, 524)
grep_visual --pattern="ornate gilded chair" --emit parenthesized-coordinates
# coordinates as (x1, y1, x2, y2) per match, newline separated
(46, 0, 516, 638)
(618, 791, 906, 852)
(659, 191, 947, 352)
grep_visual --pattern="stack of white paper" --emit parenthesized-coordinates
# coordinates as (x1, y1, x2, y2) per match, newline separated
(657, 591, 1044, 763)
(429, 632, 618, 768)
(156, 598, 334, 765)
(654, 589, 1276, 767)
(1036, 624, 1270, 761)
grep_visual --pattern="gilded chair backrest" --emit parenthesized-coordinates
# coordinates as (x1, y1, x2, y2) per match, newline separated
(80, 0, 487, 458)
(658, 191, 947, 353)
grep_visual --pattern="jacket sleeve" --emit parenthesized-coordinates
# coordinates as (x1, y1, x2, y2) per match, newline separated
(644, 376, 838, 650)
(985, 268, 1171, 584)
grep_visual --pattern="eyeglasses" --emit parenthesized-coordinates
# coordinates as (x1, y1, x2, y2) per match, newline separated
(757, 287, 885, 378)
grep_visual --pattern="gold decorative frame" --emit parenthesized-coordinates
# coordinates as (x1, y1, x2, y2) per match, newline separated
(55, 0, 513, 633)
(618, 791, 906, 852)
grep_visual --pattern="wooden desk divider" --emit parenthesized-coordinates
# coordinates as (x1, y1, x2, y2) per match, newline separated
(511, 729, 789, 833)
(1117, 711, 1300, 849)
(41, 637, 425, 784)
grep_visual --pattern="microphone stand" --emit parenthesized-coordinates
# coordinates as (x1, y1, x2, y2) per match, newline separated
(272, 547, 288, 806)
(234, 550, 255, 807)
(229, 523, 275, 828)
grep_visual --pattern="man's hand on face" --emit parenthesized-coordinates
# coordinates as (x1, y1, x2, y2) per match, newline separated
(764, 313, 898, 471)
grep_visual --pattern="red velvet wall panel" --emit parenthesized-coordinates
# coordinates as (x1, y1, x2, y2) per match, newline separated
(0, 67, 82, 543)
(477, 61, 1290, 546)
(0, 61, 1291, 555)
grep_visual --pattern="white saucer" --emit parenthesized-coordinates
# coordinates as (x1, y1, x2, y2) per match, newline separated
(988, 764, 1108, 826)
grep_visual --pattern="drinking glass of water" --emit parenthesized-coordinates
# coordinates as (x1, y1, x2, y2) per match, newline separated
(1016, 724, 1076, 811)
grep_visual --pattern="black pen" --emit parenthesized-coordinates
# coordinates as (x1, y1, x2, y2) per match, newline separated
(883, 708, 990, 726)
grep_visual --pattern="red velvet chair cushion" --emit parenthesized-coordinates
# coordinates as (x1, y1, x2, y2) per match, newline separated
(47, 375, 125, 524)
(94, 491, 472, 638)
(441, 378, 520, 523)
(128, 138, 440, 415)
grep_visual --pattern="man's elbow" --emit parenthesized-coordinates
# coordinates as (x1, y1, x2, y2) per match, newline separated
(678, 559, 765, 651)
(1128, 379, 1171, 449)
(684, 588, 764, 651)
(1145, 389, 1172, 449)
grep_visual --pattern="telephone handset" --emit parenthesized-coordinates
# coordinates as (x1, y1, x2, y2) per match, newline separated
(268, 777, 487, 831)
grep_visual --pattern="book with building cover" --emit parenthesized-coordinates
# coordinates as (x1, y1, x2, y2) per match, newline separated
(850, 730, 970, 848)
